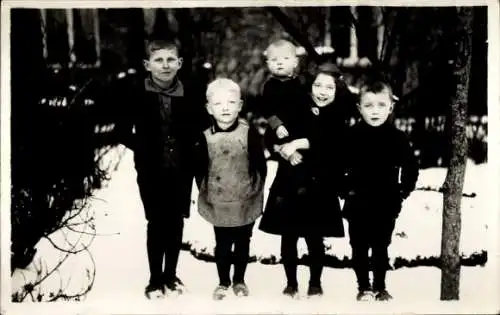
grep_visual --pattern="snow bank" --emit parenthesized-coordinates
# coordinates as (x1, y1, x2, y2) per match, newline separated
(186, 191, 487, 268)
(9, 252, 499, 314)
(415, 159, 487, 197)
(184, 152, 488, 268)
(10, 146, 491, 303)
(97, 147, 488, 267)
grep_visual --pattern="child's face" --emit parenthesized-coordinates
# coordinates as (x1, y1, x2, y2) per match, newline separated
(266, 46, 298, 77)
(312, 73, 336, 107)
(207, 89, 242, 126)
(358, 90, 394, 127)
(144, 48, 183, 84)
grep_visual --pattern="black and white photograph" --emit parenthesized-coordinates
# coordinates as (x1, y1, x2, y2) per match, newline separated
(1, 1, 498, 314)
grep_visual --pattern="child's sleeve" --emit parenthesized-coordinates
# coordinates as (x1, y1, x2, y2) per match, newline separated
(261, 81, 284, 130)
(293, 91, 315, 143)
(192, 132, 209, 189)
(104, 79, 137, 150)
(338, 129, 355, 199)
(262, 127, 281, 161)
(248, 125, 268, 183)
(399, 132, 419, 199)
(182, 91, 211, 179)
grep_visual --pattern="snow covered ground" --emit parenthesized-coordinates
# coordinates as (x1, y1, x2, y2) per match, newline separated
(9, 145, 500, 314)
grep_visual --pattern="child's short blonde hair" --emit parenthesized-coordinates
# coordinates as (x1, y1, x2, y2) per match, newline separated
(206, 78, 241, 101)
(263, 39, 297, 58)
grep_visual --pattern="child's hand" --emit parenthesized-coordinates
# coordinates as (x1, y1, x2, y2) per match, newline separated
(289, 151, 303, 166)
(279, 142, 298, 159)
(273, 144, 283, 154)
(276, 125, 289, 139)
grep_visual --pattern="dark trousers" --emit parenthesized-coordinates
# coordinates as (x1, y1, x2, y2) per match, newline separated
(137, 173, 187, 286)
(348, 217, 396, 291)
(281, 234, 325, 288)
(214, 223, 254, 287)
(146, 218, 184, 286)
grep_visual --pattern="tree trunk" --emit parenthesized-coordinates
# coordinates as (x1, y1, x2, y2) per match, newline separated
(440, 6, 473, 301)
(329, 6, 352, 58)
(375, 7, 384, 61)
(357, 6, 378, 63)
(125, 8, 145, 71)
(65, 9, 76, 66)
(324, 7, 331, 48)
(175, 8, 194, 82)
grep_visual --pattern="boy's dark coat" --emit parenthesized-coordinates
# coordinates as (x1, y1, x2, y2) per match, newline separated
(341, 121, 419, 221)
(108, 75, 209, 219)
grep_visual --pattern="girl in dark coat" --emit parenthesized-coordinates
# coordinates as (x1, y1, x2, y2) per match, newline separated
(259, 62, 356, 298)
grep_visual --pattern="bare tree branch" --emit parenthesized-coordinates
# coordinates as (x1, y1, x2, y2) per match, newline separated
(267, 7, 322, 62)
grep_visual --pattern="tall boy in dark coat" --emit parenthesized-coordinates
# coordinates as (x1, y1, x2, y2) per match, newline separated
(341, 80, 419, 301)
(110, 38, 207, 299)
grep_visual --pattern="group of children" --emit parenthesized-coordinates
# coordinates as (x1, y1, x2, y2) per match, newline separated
(113, 37, 419, 302)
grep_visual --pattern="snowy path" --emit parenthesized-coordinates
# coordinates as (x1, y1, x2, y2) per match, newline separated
(9, 146, 499, 314)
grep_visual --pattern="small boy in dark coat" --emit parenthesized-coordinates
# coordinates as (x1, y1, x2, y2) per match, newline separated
(341, 80, 419, 301)
(110, 38, 207, 299)
(193, 78, 267, 301)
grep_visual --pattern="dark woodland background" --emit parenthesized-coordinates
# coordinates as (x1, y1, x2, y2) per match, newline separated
(10, 7, 487, 274)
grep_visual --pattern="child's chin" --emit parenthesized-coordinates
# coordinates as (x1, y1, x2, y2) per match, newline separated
(367, 120, 383, 126)
(314, 100, 331, 107)
(218, 117, 236, 123)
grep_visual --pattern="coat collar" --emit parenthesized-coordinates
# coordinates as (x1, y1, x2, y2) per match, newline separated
(144, 75, 184, 97)
(211, 119, 240, 134)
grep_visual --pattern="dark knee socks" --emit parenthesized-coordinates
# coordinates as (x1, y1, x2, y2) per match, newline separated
(351, 244, 371, 290)
(146, 221, 164, 286)
(281, 235, 299, 287)
(214, 223, 253, 287)
(305, 236, 325, 287)
(146, 218, 184, 286)
(351, 243, 390, 291)
(281, 235, 325, 288)
(372, 245, 390, 291)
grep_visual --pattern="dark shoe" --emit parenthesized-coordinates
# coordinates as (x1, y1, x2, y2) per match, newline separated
(165, 276, 185, 294)
(307, 285, 323, 297)
(233, 283, 250, 297)
(356, 290, 374, 301)
(213, 285, 230, 300)
(283, 285, 299, 298)
(145, 283, 165, 299)
(375, 289, 393, 301)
